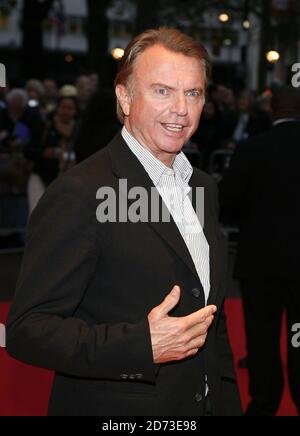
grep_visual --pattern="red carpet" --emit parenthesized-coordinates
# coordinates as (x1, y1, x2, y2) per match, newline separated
(224, 299, 298, 416)
(0, 300, 298, 416)
(0, 302, 53, 416)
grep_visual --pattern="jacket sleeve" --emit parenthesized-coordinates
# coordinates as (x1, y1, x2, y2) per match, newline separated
(216, 304, 243, 416)
(6, 174, 157, 383)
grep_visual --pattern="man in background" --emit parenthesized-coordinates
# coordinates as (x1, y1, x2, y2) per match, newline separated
(219, 87, 300, 416)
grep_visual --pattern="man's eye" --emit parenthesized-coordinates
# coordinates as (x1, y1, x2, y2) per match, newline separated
(187, 90, 200, 97)
(157, 88, 168, 96)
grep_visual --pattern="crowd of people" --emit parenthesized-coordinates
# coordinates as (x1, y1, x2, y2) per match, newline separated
(0, 75, 273, 231)
(0, 75, 119, 228)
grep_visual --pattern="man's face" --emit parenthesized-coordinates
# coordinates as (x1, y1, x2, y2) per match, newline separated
(117, 44, 206, 166)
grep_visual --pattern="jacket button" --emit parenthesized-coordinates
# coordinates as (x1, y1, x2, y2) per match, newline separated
(195, 393, 203, 403)
(129, 374, 136, 380)
(192, 288, 201, 298)
(120, 374, 128, 380)
(136, 374, 143, 380)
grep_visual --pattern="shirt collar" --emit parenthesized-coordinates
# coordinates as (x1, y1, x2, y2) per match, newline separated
(122, 126, 193, 186)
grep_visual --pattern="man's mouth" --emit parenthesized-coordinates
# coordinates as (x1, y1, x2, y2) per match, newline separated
(161, 123, 185, 133)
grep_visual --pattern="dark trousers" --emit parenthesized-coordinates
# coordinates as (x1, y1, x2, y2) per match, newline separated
(241, 278, 300, 416)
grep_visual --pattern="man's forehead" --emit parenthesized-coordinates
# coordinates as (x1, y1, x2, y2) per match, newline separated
(133, 44, 205, 83)
(136, 44, 201, 67)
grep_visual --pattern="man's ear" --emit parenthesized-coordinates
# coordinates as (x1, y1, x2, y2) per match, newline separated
(115, 84, 131, 117)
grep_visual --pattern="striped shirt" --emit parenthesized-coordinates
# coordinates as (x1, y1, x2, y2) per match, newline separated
(122, 127, 210, 304)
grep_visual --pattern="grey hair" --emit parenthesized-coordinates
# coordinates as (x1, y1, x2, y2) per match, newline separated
(6, 89, 28, 107)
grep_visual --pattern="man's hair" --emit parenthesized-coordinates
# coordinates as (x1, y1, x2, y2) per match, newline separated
(114, 27, 211, 123)
(271, 86, 300, 120)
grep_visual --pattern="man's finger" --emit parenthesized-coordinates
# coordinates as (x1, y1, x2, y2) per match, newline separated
(150, 285, 181, 320)
(186, 316, 214, 340)
(184, 305, 217, 329)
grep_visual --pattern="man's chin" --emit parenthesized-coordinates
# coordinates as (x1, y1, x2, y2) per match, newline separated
(162, 139, 187, 153)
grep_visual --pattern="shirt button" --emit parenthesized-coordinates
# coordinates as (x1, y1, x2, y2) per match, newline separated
(120, 374, 128, 380)
(192, 288, 201, 298)
(195, 393, 203, 403)
(129, 374, 136, 380)
(136, 374, 143, 380)
(165, 169, 174, 176)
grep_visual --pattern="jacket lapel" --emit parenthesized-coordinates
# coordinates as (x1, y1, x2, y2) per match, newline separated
(108, 133, 199, 280)
(189, 172, 220, 305)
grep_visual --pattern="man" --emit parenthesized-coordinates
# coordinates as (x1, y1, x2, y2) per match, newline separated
(7, 28, 241, 416)
(221, 91, 270, 149)
(219, 86, 300, 416)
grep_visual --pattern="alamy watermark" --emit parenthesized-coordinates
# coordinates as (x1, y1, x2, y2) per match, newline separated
(0, 63, 6, 88)
(292, 323, 300, 349)
(291, 63, 300, 88)
(96, 180, 205, 234)
(0, 323, 5, 348)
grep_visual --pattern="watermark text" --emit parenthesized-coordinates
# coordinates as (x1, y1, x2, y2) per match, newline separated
(291, 63, 300, 88)
(0, 323, 6, 348)
(0, 63, 6, 88)
(292, 323, 300, 349)
(96, 180, 205, 234)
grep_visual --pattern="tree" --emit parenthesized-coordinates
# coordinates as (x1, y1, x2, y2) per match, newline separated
(86, 0, 111, 86)
(156, 0, 300, 90)
(134, 0, 160, 34)
(21, 0, 55, 79)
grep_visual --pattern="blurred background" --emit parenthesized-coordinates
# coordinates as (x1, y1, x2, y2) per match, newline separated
(0, 0, 299, 245)
(1, 0, 299, 89)
(0, 0, 300, 416)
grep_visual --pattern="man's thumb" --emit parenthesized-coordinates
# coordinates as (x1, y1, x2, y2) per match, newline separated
(153, 285, 181, 319)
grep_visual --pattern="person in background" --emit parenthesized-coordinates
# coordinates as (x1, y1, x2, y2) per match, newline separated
(59, 84, 78, 99)
(76, 75, 94, 113)
(43, 79, 59, 114)
(221, 90, 271, 149)
(0, 89, 44, 227)
(0, 89, 44, 152)
(25, 79, 46, 115)
(219, 86, 300, 416)
(89, 73, 99, 94)
(75, 88, 120, 163)
(192, 98, 221, 171)
(27, 96, 79, 212)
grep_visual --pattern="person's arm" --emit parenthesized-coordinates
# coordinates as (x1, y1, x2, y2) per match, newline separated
(6, 175, 156, 382)
(216, 304, 242, 416)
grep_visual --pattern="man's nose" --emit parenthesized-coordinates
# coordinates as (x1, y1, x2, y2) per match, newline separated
(171, 93, 188, 116)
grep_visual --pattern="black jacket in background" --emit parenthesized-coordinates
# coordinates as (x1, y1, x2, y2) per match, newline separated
(219, 121, 300, 279)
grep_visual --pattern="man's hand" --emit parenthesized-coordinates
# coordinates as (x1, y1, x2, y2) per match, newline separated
(148, 285, 217, 364)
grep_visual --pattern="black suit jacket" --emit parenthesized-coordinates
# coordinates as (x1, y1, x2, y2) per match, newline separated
(7, 132, 241, 416)
(219, 121, 300, 280)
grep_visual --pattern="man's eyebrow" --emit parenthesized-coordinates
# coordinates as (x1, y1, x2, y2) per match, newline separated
(187, 87, 204, 93)
(151, 83, 176, 90)
(151, 83, 204, 93)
